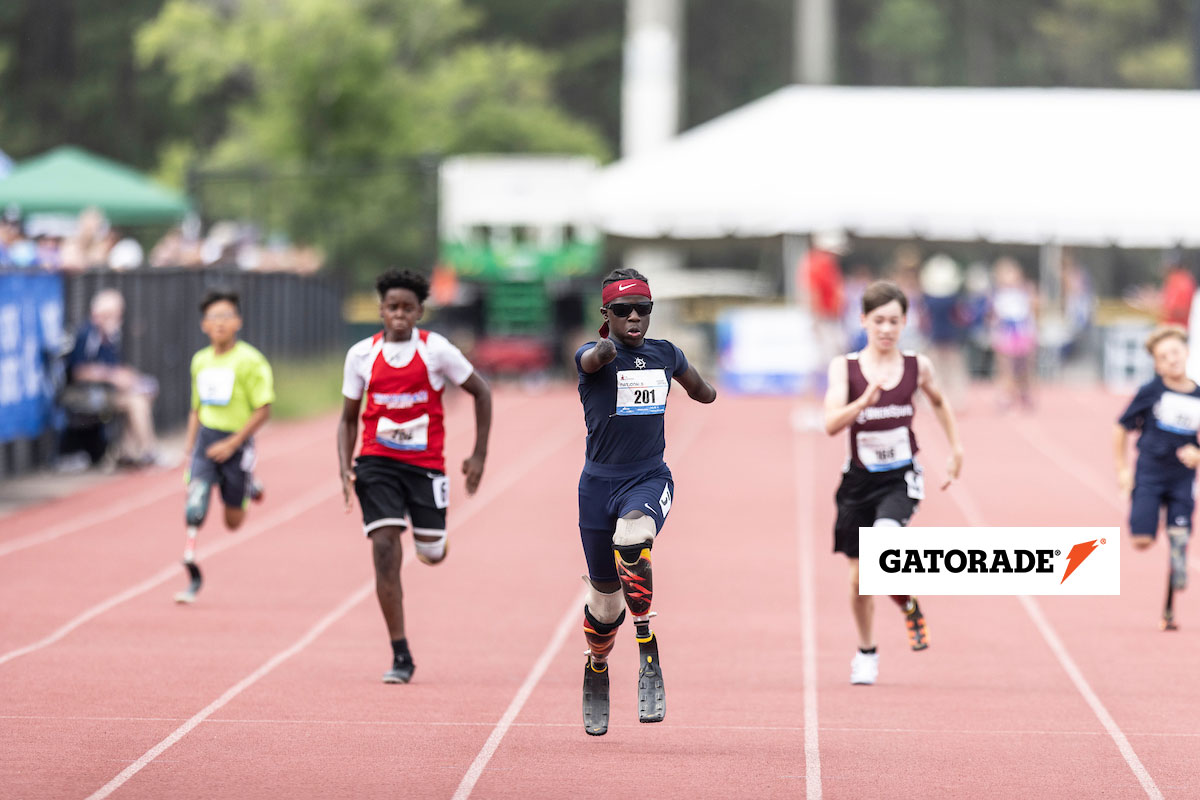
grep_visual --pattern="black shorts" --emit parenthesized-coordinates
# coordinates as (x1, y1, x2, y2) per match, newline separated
(353, 455, 448, 536)
(833, 462, 924, 558)
(189, 426, 256, 508)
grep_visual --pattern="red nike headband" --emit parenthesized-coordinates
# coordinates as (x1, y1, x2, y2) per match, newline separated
(599, 279, 652, 337)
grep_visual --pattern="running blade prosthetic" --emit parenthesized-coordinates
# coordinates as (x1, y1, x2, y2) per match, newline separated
(582, 659, 611, 736)
(637, 631, 665, 723)
(174, 561, 203, 604)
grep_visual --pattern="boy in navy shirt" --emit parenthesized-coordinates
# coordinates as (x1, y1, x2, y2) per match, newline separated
(575, 269, 716, 736)
(1114, 325, 1200, 628)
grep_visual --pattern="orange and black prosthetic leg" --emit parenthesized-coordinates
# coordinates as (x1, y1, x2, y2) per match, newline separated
(583, 606, 625, 666)
(615, 542, 665, 723)
(582, 607, 622, 736)
(615, 543, 654, 617)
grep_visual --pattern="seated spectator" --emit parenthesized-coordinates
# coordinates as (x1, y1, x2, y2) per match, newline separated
(65, 289, 162, 466)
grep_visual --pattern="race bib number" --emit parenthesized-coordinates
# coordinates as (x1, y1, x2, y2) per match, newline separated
(196, 367, 235, 406)
(856, 427, 913, 472)
(431, 475, 449, 509)
(1156, 392, 1200, 435)
(616, 369, 668, 416)
(376, 414, 429, 451)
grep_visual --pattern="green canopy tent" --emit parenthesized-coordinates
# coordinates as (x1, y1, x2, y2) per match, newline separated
(0, 146, 190, 225)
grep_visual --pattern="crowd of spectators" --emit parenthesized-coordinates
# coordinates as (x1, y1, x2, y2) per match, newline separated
(798, 232, 1098, 412)
(0, 206, 323, 273)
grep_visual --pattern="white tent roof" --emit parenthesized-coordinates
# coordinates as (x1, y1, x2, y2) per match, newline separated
(590, 85, 1200, 247)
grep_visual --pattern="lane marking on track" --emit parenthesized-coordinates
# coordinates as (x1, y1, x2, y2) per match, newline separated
(13, 712, 1200, 738)
(450, 591, 585, 800)
(81, 419, 580, 797)
(0, 415, 489, 665)
(793, 418, 822, 800)
(0, 424, 332, 559)
(1010, 419, 1200, 574)
(452, 409, 710, 799)
(83, 582, 374, 800)
(0, 486, 338, 667)
(934, 434, 1164, 800)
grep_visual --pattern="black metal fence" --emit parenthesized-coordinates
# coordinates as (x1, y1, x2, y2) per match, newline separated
(2, 268, 343, 479)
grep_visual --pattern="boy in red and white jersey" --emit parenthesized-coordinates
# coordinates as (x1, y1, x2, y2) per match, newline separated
(337, 269, 492, 684)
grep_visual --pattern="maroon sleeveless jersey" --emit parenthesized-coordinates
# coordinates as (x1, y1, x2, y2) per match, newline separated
(846, 352, 919, 472)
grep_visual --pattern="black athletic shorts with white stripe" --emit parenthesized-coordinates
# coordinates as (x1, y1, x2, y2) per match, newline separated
(353, 455, 448, 536)
(833, 462, 923, 559)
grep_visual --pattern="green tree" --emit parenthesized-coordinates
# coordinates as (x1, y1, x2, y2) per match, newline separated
(1035, 0, 1191, 88)
(137, 0, 608, 285)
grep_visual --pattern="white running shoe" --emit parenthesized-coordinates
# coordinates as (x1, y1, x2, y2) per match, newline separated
(850, 650, 879, 685)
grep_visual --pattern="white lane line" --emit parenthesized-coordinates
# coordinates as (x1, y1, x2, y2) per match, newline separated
(794, 419, 822, 800)
(83, 582, 374, 800)
(0, 486, 337, 667)
(0, 418, 490, 666)
(81, 420, 581, 797)
(12, 712, 1200, 739)
(452, 408, 712, 798)
(940, 446, 1163, 800)
(450, 591, 584, 800)
(0, 425, 331, 559)
(1010, 419, 1200, 574)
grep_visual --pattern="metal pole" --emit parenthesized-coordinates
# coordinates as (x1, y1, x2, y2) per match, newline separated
(794, 0, 836, 84)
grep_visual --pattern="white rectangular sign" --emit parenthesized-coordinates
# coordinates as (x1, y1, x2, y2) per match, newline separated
(858, 527, 1120, 596)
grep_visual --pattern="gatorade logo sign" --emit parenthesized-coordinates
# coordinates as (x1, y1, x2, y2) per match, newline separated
(858, 528, 1120, 595)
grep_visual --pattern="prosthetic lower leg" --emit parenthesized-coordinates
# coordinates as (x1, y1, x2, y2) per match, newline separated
(615, 539, 665, 723)
(582, 603, 623, 736)
(176, 480, 210, 604)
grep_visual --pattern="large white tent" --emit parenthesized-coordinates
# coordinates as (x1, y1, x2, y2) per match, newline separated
(590, 85, 1200, 248)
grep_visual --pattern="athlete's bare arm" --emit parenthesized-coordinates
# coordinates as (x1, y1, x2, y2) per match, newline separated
(579, 339, 617, 374)
(337, 396, 361, 510)
(916, 354, 963, 489)
(675, 365, 716, 403)
(183, 408, 200, 474)
(459, 371, 492, 495)
(824, 356, 884, 436)
(1112, 424, 1134, 494)
(206, 404, 271, 464)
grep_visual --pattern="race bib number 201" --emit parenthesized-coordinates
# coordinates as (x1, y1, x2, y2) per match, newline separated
(616, 369, 668, 416)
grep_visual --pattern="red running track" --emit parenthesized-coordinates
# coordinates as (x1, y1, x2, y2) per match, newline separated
(0, 383, 1196, 798)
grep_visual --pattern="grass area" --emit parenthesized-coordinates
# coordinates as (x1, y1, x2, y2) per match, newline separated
(270, 354, 348, 420)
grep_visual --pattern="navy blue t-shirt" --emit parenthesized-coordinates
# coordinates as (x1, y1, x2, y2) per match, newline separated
(1118, 375, 1200, 476)
(67, 321, 122, 378)
(576, 337, 689, 477)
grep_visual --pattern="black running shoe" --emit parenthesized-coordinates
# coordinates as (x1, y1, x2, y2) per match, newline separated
(582, 658, 610, 736)
(637, 632, 665, 723)
(1162, 609, 1179, 631)
(383, 655, 415, 684)
(174, 561, 203, 604)
(905, 598, 930, 651)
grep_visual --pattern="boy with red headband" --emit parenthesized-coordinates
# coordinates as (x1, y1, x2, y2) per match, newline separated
(338, 268, 492, 684)
(575, 268, 717, 735)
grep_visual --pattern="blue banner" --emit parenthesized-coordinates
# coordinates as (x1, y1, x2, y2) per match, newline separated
(0, 272, 64, 442)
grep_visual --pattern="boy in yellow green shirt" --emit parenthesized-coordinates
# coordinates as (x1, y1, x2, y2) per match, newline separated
(176, 289, 275, 603)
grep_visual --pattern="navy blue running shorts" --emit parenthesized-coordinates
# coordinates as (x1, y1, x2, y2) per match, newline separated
(578, 462, 674, 583)
(1129, 468, 1195, 537)
(189, 425, 256, 509)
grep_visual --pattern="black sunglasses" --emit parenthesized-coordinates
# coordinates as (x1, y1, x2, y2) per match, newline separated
(607, 301, 653, 317)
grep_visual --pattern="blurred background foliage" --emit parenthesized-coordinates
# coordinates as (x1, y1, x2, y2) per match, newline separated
(0, 0, 1196, 287)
